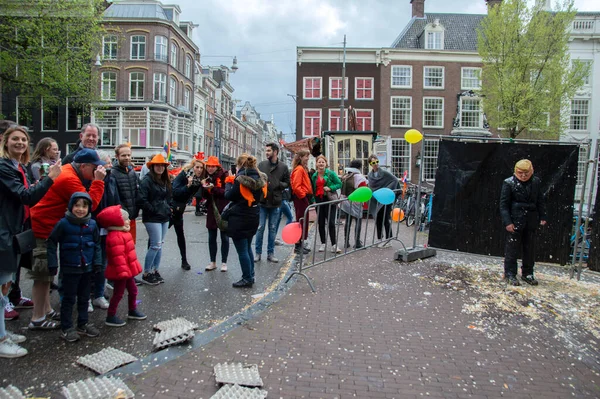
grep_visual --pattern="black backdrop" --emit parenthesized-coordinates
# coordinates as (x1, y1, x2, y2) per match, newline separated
(428, 141, 578, 264)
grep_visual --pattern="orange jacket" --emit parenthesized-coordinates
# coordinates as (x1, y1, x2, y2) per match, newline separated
(31, 164, 105, 239)
(291, 165, 313, 199)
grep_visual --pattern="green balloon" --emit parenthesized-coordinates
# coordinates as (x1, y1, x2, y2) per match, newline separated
(348, 186, 373, 202)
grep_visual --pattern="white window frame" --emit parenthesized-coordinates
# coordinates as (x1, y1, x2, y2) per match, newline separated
(154, 36, 167, 62)
(391, 138, 411, 181)
(102, 35, 118, 60)
(170, 42, 178, 68)
(459, 97, 484, 128)
(461, 67, 482, 90)
(303, 77, 322, 99)
(423, 97, 444, 128)
(184, 87, 191, 111)
(423, 66, 445, 89)
(577, 145, 588, 187)
(423, 139, 440, 182)
(185, 55, 192, 79)
(169, 77, 177, 105)
(390, 96, 412, 128)
(129, 72, 145, 101)
(391, 65, 412, 89)
(130, 35, 146, 60)
(329, 77, 348, 100)
(302, 108, 322, 137)
(425, 30, 444, 50)
(101, 71, 117, 101)
(328, 108, 348, 131)
(570, 99, 589, 131)
(153, 73, 166, 102)
(355, 109, 373, 131)
(355, 77, 374, 100)
(41, 97, 59, 131)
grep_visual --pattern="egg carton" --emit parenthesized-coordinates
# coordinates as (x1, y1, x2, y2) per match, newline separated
(210, 384, 268, 399)
(61, 376, 134, 399)
(77, 347, 138, 375)
(153, 317, 198, 332)
(152, 327, 194, 351)
(0, 385, 25, 399)
(214, 363, 263, 387)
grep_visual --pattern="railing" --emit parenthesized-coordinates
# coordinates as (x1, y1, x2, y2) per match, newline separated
(572, 20, 595, 32)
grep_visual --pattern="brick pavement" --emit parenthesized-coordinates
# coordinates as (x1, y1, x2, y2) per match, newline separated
(126, 247, 600, 399)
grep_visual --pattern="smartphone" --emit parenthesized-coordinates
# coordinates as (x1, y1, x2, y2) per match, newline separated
(186, 169, 194, 178)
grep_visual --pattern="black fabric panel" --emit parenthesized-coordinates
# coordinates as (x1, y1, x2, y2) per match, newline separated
(428, 141, 578, 264)
(587, 173, 600, 271)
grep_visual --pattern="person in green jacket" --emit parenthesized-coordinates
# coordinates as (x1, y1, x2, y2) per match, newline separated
(311, 155, 342, 253)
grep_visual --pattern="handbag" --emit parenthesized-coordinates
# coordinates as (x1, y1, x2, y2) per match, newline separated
(326, 189, 341, 202)
(13, 229, 36, 255)
(212, 201, 234, 232)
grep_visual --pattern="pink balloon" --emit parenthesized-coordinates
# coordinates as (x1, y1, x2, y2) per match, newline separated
(282, 222, 302, 244)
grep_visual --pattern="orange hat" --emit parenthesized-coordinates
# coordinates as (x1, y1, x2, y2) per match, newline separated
(146, 153, 170, 169)
(205, 156, 221, 167)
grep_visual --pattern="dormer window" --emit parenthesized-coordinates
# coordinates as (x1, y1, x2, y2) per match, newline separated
(424, 20, 444, 50)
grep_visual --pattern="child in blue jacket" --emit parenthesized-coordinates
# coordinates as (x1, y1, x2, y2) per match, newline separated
(47, 192, 103, 342)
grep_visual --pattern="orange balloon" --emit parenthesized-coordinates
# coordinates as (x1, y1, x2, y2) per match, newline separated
(392, 208, 402, 222)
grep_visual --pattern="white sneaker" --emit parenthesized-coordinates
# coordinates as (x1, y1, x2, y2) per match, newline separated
(318, 243, 326, 252)
(88, 299, 94, 313)
(0, 338, 27, 358)
(220, 263, 228, 272)
(92, 297, 110, 310)
(331, 244, 342, 254)
(6, 331, 26, 344)
(377, 241, 392, 249)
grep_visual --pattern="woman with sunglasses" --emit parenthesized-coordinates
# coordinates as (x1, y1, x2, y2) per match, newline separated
(367, 154, 400, 248)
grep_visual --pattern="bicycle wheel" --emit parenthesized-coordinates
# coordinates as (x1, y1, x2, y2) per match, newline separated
(406, 214, 415, 226)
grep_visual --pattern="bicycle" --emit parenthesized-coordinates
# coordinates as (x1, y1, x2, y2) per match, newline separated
(570, 215, 591, 262)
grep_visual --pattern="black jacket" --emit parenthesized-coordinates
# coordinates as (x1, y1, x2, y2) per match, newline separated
(172, 170, 202, 209)
(258, 159, 289, 208)
(62, 141, 86, 165)
(92, 169, 121, 223)
(138, 174, 172, 223)
(0, 158, 54, 273)
(224, 168, 267, 239)
(499, 175, 547, 230)
(111, 161, 139, 219)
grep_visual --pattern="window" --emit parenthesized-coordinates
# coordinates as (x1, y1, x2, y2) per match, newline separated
(391, 66, 412, 88)
(460, 98, 483, 128)
(355, 109, 373, 131)
(328, 109, 348, 131)
(169, 77, 177, 105)
(570, 99, 589, 130)
(424, 67, 444, 89)
(101, 71, 117, 100)
(329, 77, 348, 100)
(426, 31, 443, 50)
(16, 96, 35, 132)
(303, 77, 321, 99)
(423, 98, 444, 128)
(130, 35, 146, 60)
(391, 96, 411, 127)
(185, 55, 192, 79)
(184, 88, 191, 111)
(461, 68, 481, 90)
(129, 72, 144, 101)
(41, 97, 59, 131)
(303, 109, 321, 137)
(170, 42, 178, 68)
(577, 60, 593, 86)
(423, 139, 439, 181)
(102, 35, 117, 60)
(66, 97, 85, 131)
(155, 36, 167, 62)
(355, 77, 374, 100)
(153, 73, 166, 102)
(391, 139, 411, 180)
(577, 145, 588, 187)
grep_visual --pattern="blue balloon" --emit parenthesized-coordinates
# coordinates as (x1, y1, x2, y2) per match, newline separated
(373, 188, 395, 205)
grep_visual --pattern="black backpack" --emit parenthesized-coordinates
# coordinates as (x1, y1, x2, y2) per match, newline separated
(341, 172, 357, 197)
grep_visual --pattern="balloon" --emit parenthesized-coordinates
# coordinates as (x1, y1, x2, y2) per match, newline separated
(373, 188, 395, 205)
(348, 186, 372, 203)
(404, 129, 423, 144)
(392, 208, 403, 222)
(282, 222, 302, 244)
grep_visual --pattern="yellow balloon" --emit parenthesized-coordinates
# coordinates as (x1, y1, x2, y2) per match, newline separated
(404, 129, 423, 144)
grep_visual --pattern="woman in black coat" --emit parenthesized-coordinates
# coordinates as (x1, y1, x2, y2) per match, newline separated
(224, 154, 267, 288)
(0, 126, 61, 358)
(171, 158, 206, 270)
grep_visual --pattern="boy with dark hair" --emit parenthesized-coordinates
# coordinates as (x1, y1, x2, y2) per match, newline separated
(47, 192, 103, 342)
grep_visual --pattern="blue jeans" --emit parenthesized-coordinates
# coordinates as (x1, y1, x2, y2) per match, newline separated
(0, 272, 13, 340)
(144, 222, 169, 273)
(61, 272, 92, 330)
(255, 206, 281, 255)
(232, 238, 254, 282)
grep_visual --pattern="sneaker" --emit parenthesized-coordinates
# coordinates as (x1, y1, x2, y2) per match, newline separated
(134, 277, 143, 286)
(76, 324, 100, 338)
(220, 263, 228, 272)
(205, 263, 217, 271)
(331, 244, 342, 254)
(521, 274, 539, 286)
(61, 328, 80, 343)
(88, 299, 94, 313)
(254, 254, 261, 262)
(354, 241, 364, 249)
(232, 279, 254, 288)
(294, 245, 310, 254)
(12, 297, 34, 309)
(304, 242, 311, 251)
(377, 241, 392, 249)
(4, 302, 19, 321)
(92, 297, 110, 310)
(6, 331, 26, 344)
(0, 338, 27, 358)
(153, 271, 164, 284)
(141, 273, 159, 286)
(267, 254, 279, 263)
(105, 315, 126, 327)
(105, 281, 114, 290)
(506, 275, 521, 286)
(318, 243, 326, 252)
(127, 309, 147, 320)
(46, 310, 61, 321)
(274, 239, 284, 246)
(181, 260, 191, 271)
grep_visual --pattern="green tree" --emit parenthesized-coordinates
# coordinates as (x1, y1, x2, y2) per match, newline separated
(477, 0, 589, 139)
(0, 0, 106, 114)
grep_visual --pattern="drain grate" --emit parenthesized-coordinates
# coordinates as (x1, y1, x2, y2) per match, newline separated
(210, 383, 268, 399)
(76, 347, 138, 374)
(61, 376, 134, 399)
(214, 363, 263, 387)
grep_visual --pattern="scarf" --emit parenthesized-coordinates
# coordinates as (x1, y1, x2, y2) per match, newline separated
(367, 169, 399, 216)
(65, 210, 92, 226)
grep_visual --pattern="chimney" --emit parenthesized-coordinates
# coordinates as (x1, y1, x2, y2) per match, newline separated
(486, 0, 502, 9)
(411, 0, 425, 18)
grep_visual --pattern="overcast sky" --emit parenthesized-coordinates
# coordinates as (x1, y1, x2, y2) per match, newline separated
(173, 0, 598, 140)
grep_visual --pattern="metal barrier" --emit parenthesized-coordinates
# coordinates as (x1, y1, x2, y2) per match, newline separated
(285, 188, 408, 292)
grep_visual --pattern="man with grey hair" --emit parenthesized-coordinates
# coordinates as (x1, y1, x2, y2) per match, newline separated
(62, 123, 100, 164)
